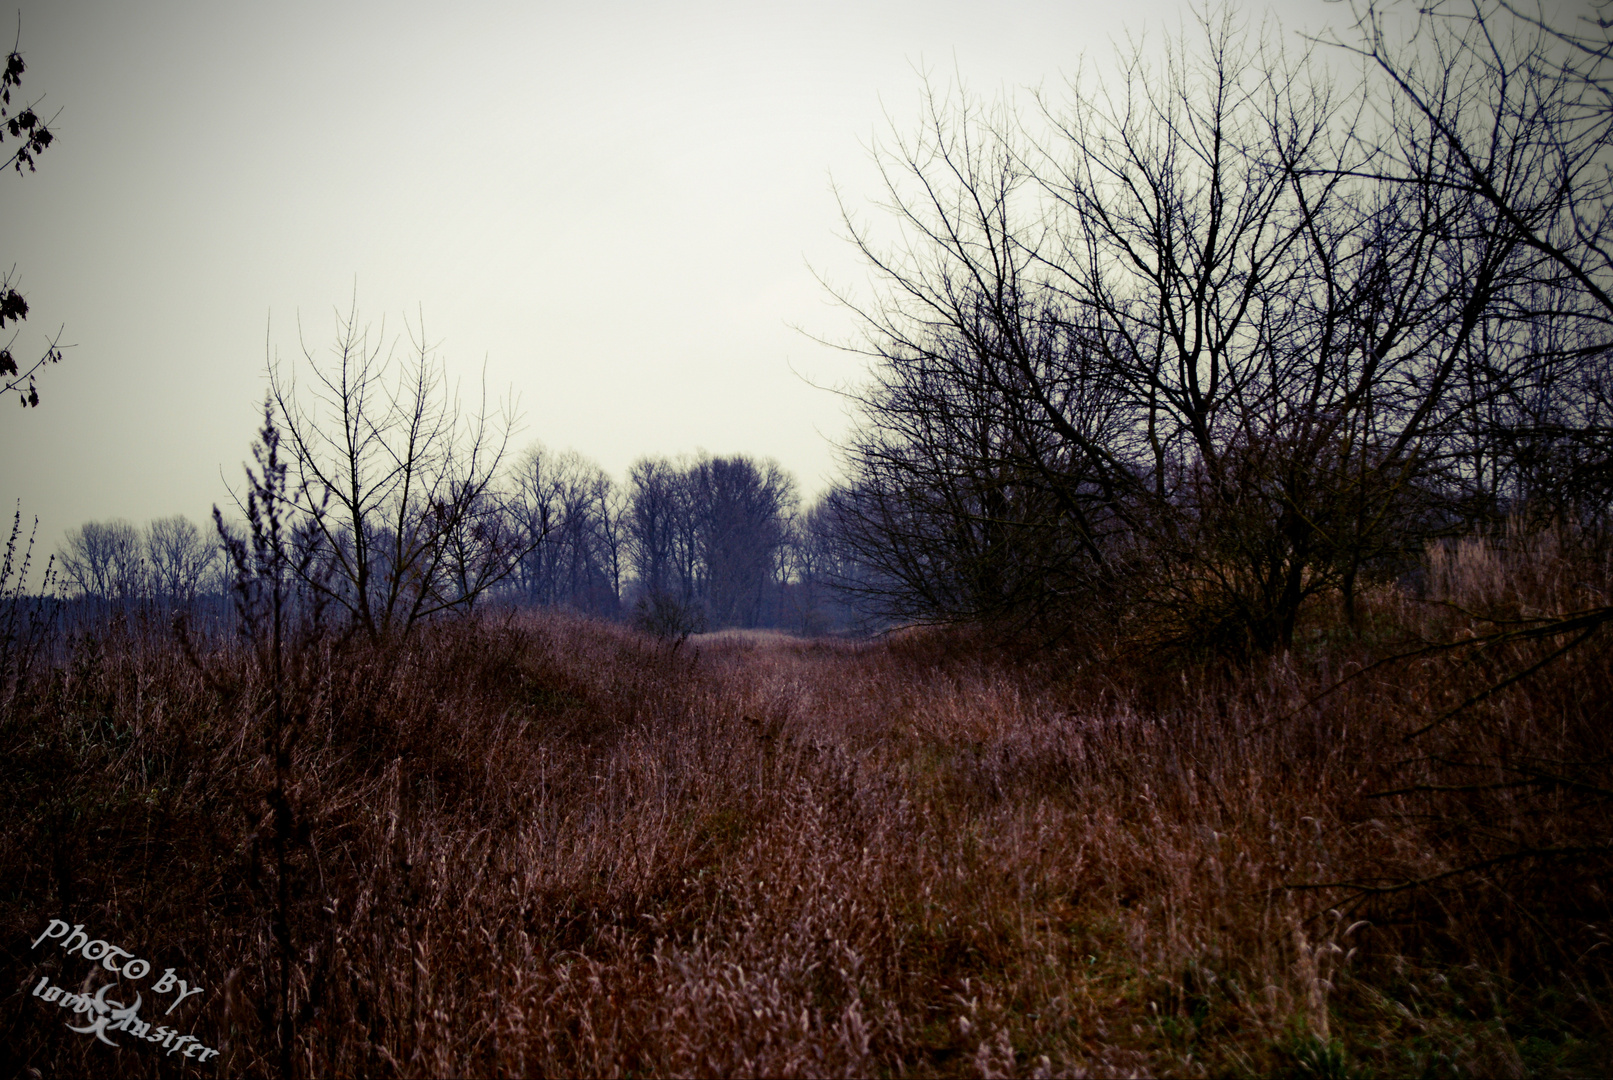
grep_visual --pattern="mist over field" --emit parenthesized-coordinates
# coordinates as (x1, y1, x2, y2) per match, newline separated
(5, 1, 1613, 1077)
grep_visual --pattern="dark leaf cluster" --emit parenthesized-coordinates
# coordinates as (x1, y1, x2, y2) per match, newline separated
(0, 46, 52, 173)
(1, 27, 63, 409)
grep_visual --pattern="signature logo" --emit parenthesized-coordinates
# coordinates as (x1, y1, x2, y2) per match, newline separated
(28, 918, 218, 1064)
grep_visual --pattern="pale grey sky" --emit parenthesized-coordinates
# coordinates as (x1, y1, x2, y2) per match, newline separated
(2, 0, 1344, 563)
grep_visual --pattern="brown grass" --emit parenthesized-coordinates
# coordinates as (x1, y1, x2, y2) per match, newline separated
(3, 531, 1610, 1077)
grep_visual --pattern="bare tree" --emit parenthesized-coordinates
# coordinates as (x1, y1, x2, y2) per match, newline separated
(1333, 0, 1613, 524)
(784, 494, 862, 634)
(623, 454, 799, 632)
(146, 514, 218, 605)
(264, 300, 523, 642)
(624, 455, 707, 635)
(556, 452, 620, 615)
(596, 475, 628, 608)
(507, 442, 561, 603)
(506, 443, 620, 614)
(828, 9, 1554, 648)
(434, 488, 520, 616)
(625, 455, 690, 604)
(58, 519, 145, 601)
(691, 455, 797, 629)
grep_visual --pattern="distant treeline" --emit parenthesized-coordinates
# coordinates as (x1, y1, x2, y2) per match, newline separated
(47, 449, 861, 638)
(492, 444, 859, 635)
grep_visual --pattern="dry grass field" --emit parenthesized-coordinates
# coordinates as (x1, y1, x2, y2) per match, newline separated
(2, 532, 1610, 1077)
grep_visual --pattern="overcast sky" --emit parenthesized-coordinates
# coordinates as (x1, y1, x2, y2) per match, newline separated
(2, 0, 1348, 563)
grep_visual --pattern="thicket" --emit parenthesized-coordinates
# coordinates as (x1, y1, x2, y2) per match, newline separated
(821, 1, 1613, 652)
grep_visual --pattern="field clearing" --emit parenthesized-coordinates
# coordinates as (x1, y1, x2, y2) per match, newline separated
(3, 535, 1610, 1077)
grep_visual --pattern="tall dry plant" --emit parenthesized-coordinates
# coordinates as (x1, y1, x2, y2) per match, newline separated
(0, 502, 54, 707)
(210, 403, 338, 1080)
